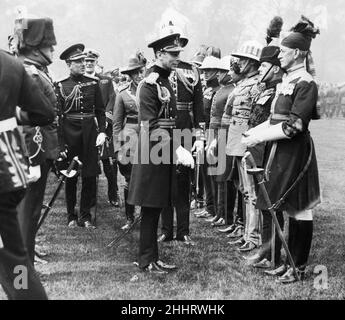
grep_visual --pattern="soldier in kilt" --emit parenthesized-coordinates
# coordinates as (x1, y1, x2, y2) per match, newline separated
(243, 16, 321, 283)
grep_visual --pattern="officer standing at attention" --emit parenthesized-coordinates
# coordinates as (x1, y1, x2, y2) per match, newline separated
(84, 48, 120, 207)
(156, 22, 205, 246)
(15, 17, 60, 264)
(128, 31, 194, 274)
(57, 44, 106, 229)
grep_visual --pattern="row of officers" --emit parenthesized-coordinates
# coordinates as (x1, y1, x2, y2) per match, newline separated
(0, 13, 321, 299)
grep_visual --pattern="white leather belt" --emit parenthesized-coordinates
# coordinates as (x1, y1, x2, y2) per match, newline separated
(0, 117, 18, 133)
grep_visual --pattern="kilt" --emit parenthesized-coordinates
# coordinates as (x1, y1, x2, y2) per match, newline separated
(62, 117, 98, 177)
(256, 132, 321, 213)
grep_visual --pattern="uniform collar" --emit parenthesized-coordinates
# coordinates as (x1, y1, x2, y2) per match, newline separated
(23, 58, 47, 72)
(265, 78, 282, 90)
(152, 64, 171, 79)
(70, 73, 84, 81)
(287, 63, 305, 75)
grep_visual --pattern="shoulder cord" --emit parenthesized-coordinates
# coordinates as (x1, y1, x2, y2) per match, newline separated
(271, 135, 314, 210)
(29, 127, 44, 161)
(59, 83, 81, 114)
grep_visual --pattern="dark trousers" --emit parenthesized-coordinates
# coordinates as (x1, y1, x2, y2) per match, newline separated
(161, 166, 191, 240)
(191, 164, 204, 205)
(65, 176, 96, 223)
(0, 190, 47, 300)
(102, 158, 118, 202)
(17, 161, 50, 264)
(139, 207, 162, 269)
(288, 218, 313, 270)
(261, 210, 284, 264)
(216, 180, 237, 224)
(118, 162, 135, 222)
(201, 162, 215, 216)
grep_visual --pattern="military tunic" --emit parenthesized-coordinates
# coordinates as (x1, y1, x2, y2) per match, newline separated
(128, 65, 178, 208)
(248, 79, 281, 167)
(96, 73, 116, 159)
(113, 82, 139, 163)
(256, 65, 321, 212)
(225, 72, 261, 157)
(57, 74, 105, 177)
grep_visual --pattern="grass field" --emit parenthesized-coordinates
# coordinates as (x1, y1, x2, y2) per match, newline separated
(1, 119, 345, 300)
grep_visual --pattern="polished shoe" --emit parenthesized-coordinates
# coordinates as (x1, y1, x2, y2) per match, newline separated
(218, 224, 237, 234)
(156, 260, 177, 270)
(238, 241, 257, 253)
(195, 210, 213, 219)
(142, 262, 168, 275)
(264, 264, 288, 277)
(190, 199, 197, 210)
(157, 234, 173, 243)
(212, 218, 225, 227)
(227, 226, 244, 239)
(276, 268, 304, 284)
(228, 237, 245, 246)
(253, 258, 272, 269)
(109, 199, 120, 207)
(68, 220, 78, 228)
(34, 255, 48, 266)
(121, 220, 134, 231)
(206, 215, 219, 223)
(84, 221, 96, 229)
(35, 247, 48, 259)
(179, 235, 196, 246)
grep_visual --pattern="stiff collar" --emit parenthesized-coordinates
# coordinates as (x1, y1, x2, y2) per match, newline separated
(23, 58, 47, 72)
(265, 78, 282, 90)
(152, 64, 171, 79)
(287, 63, 305, 75)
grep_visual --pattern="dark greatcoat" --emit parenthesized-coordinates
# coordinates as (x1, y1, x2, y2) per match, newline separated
(256, 66, 321, 213)
(0, 50, 55, 194)
(128, 65, 178, 208)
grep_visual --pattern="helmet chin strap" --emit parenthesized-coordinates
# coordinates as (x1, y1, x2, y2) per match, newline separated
(239, 59, 251, 75)
(38, 48, 52, 66)
(260, 64, 274, 83)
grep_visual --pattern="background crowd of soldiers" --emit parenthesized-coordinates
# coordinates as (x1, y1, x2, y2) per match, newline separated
(0, 11, 324, 299)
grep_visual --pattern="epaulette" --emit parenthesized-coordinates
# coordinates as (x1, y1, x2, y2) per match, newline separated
(84, 74, 99, 81)
(145, 72, 159, 85)
(56, 75, 70, 83)
(178, 60, 192, 69)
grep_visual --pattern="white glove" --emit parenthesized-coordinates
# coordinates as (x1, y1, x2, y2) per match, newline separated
(242, 122, 289, 148)
(206, 138, 218, 164)
(176, 146, 195, 169)
(28, 165, 41, 183)
(243, 120, 270, 137)
(96, 132, 107, 147)
(191, 140, 204, 156)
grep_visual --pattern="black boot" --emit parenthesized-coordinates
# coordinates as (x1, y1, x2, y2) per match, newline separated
(122, 187, 135, 230)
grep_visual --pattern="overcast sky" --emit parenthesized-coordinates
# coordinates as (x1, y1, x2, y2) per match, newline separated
(1, 0, 344, 83)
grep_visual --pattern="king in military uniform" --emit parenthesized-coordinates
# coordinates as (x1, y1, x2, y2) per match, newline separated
(57, 44, 106, 229)
(156, 22, 205, 246)
(128, 31, 194, 274)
